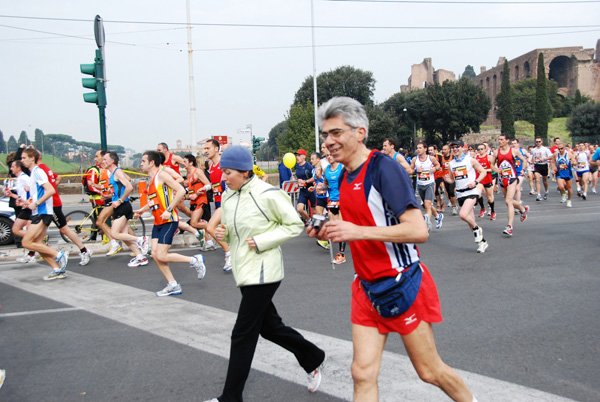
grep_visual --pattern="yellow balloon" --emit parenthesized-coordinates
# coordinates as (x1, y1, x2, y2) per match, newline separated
(283, 153, 296, 169)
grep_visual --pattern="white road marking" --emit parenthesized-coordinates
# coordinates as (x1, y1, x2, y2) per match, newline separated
(0, 307, 80, 317)
(0, 265, 576, 402)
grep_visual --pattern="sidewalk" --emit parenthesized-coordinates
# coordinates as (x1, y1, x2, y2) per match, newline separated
(0, 194, 204, 262)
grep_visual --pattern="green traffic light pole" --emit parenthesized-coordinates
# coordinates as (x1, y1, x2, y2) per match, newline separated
(95, 49, 107, 151)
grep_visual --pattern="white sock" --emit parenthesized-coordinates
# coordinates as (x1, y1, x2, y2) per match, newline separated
(190, 256, 197, 265)
(110, 239, 119, 246)
(168, 281, 177, 287)
(225, 251, 230, 257)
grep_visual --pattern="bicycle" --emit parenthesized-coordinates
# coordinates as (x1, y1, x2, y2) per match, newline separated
(60, 196, 146, 243)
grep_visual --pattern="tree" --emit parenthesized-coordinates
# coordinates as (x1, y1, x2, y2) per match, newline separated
(266, 121, 287, 159)
(462, 65, 477, 79)
(496, 59, 515, 137)
(381, 90, 427, 150)
(293, 66, 376, 107)
(420, 78, 491, 146)
(7, 136, 17, 153)
(277, 101, 316, 155)
(574, 89, 583, 106)
(534, 53, 549, 143)
(512, 78, 556, 123)
(18, 131, 29, 147)
(365, 105, 398, 150)
(0, 130, 6, 154)
(34, 128, 45, 152)
(566, 102, 600, 139)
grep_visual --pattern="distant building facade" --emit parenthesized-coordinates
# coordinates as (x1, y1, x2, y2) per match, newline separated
(401, 58, 456, 92)
(474, 41, 600, 125)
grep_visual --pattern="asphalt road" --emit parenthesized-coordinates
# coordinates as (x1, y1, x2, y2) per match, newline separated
(0, 188, 598, 402)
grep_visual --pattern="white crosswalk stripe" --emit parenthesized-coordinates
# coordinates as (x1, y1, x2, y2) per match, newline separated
(0, 265, 576, 402)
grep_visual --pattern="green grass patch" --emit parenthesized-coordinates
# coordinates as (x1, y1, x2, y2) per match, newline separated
(0, 154, 80, 176)
(512, 117, 569, 142)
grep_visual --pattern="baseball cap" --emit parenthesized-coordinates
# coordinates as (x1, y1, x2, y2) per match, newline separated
(450, 139, 464, 147)
(295, 149, 307, 156)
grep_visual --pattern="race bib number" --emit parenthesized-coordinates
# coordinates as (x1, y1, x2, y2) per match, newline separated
(558, 163, 568, 170)
(578, 162, 586, 169)
(418, 170, 431, 180)
(212, 182, 222, 196)
(452, 166, 468, 180)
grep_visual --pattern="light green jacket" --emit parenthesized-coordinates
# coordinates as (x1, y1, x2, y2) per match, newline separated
(221, 175, 304, 287)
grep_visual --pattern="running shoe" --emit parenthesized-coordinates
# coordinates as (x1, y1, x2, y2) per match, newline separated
(101, 234, 110, 245)
(477, 241, 489, 254)
(127, 255, 149, 267)
(566, 200, 572, 207)
(452, 206, 458, 216)
(316, 240, 330, 250)
(307, 353, 327, 393)
(334, 253, 346, 264)
(490, 212, 497, 221)
(106, 242, 122, 256)
(592, 188, 597, 194)
(520, 205, 529, 222)
(43, 269, 67, 281)
(473, 226, 483, 243)
(203, 240, 217, 251)
(435, 213, 444, 229)
(560, 194, 567, 203)
(79, 249, 93, 266)
(0, 369, 5, 390)
(478, 209, 486, 218)
(503, 225, 513, 236)
(543, 192, 548, 200)
(17, 252, 37, 264)
(191, 254, 207, 279)
(156, 283, 182, 297)
(203, 399, 219, 402)
(582, 193, 587, 200)
(536, 194, 543, 202)
(55, 250, 68, 271)
(223, 254, 232, 272)
(529, 190, 537, 195)
(487, 209, 491, 216)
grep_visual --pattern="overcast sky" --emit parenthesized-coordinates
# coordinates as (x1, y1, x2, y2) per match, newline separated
(1, 0, 599, 154)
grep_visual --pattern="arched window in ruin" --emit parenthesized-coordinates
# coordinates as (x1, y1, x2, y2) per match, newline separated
(548, 56, 571, 88)
(514, 65, 520, 80)
(524, 61, 531, 78)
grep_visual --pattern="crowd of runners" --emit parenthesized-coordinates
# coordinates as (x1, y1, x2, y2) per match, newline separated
(2, 96, 599, 401)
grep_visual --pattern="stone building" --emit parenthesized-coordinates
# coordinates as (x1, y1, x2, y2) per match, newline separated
(474, 41, 600, 125)
(400, 58, 456, 92)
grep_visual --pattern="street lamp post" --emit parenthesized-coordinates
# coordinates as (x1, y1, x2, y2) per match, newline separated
(403, 107, 417, 151)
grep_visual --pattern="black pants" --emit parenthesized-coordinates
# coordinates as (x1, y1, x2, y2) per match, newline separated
(218, 282, 325, 402)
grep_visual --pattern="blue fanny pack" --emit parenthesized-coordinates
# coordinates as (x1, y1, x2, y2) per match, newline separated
(359, 262, 423, 318)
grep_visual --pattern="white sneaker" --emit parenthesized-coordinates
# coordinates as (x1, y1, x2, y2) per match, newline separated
(223, 253, 232, 272)
(477, 241, 489, 253)
(560, 194, 567, 203)
(17, 252, 37, 263)
(191, 254, 206, 279)
(128, 255, 149, 267)
(79, 249, 93, 266)
(452, 206, 458, 215)
(107, 242, 122, 256)
(203, 240, 217, 251)
(307, 353, 327, 393)
(203, 399, 219, 402)
(592, 188, 597, 194)
(566, 200, 572, 208)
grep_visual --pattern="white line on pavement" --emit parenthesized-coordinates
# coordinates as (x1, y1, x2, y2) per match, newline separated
(0, 265, 577, 402)
(0, 307, 81, 318)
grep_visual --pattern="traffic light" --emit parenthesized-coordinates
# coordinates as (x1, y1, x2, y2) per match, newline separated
(80, 49, 106, 107)
(252, 136, 265, 153)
